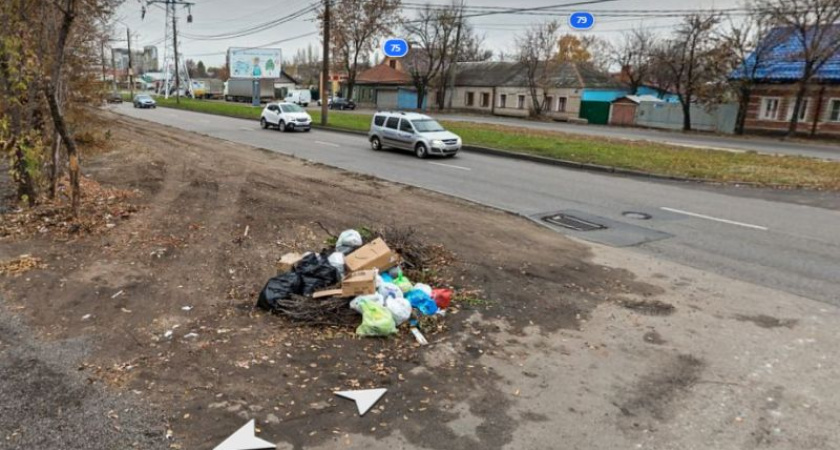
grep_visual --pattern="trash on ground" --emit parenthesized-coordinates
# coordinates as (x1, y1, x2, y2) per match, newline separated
(256, 227, 457, 340)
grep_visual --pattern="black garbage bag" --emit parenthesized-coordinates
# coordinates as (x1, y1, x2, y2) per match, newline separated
(296, 252, 341, 296)
(257, 272, 302, 311)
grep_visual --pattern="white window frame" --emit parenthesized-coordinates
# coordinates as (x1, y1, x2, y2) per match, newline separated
(545, 96, 554, 112)
(517, 94, 525, 110)
(466, 91, 475, 107)
(827, 98, 840, 122)
(557, 97, 567, 112)
(480, 92, 490, 107)
(759, 97, 781, 121)
(499, 94, 507, 108)
(786, 97, 810, 121)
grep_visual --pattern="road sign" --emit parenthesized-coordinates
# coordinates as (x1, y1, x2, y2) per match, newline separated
(569, 12, 595, 31)
(382, 39, 409, 58)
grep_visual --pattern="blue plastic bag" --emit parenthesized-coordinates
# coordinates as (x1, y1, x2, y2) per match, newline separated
(405, 289, 438, 316)
(381, 273, 394, 284)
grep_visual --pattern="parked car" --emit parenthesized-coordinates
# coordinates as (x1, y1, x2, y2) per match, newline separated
(107, 92, 123, 103)
(316, 96, 332, 107)
(284, 89, 312, 107)
(133, 94, 157, 108)
(368, 111, 461, 158)
(329, 97, 356, 110)
(260, 102, 312, 132)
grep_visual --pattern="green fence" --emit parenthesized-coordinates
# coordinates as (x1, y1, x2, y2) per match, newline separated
(579, 101, 611, 125)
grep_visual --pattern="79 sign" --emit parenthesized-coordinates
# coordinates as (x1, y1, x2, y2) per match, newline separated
(569, 12, 595, 31)
(382, 38, 409, 58)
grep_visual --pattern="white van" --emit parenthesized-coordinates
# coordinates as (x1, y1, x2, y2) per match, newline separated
(285, 89, 311, 107)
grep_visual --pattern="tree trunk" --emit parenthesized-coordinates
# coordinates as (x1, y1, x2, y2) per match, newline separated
(681, 97, 692, 132)
(49, 131, 62, 199)
(810, 85, 826, 138)
(529, 83, 541, 117)
(734, 85, 751, 136)
(787, 81, 808, 137)
(416, 83, 425, 109)
(346, 79, 355, 101)
(44, 0, 80, 214)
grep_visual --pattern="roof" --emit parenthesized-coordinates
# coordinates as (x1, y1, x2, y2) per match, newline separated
(373, 111, 432, 120)
(356, 63, 412, 85)
(732, 25, 840, 82)
(453, 61, 624, 89)
(613, 95, 664, 104)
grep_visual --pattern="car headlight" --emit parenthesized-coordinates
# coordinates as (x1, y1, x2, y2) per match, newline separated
(432, 140, 444, 147)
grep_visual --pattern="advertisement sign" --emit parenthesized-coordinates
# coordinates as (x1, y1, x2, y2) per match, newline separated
(228, 47, 283, 79)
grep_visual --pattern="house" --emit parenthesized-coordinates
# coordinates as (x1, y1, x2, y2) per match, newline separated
(351, 57, 426, 110)
(609, 95, 664, 126)
(732, 25, 840, 137)
(445, 61, 626, 124)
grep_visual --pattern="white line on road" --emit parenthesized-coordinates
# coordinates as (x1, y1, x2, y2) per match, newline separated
(314, 140, 340, 147)
(660, 207, 768, 231)
(427, 162, 472, 171)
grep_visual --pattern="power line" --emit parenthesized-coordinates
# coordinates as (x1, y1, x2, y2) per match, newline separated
(180, 3, 318, 40)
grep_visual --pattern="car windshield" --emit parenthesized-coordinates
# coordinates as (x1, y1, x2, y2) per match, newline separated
(137, 95, 152, 101)
(411, 119, 445, 132)
(280, 104, 304, 113)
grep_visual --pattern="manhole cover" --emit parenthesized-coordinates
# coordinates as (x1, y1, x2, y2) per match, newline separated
(542, 213, 607, 231)
(622, 211, 651, 220)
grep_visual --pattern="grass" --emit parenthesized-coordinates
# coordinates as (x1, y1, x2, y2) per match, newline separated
(147, 96, 840, 189)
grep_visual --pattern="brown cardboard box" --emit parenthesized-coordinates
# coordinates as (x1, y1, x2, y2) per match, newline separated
(312, 288, 343, 299)
(344, 238, 400, 272)
(341, 270, 377, 297)
(275, 252, 305, 274)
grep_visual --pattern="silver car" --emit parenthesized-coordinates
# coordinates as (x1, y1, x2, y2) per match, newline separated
(368, 112, 461, 158)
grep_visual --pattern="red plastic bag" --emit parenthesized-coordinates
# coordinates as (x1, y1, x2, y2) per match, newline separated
(431, 288, 452, 309)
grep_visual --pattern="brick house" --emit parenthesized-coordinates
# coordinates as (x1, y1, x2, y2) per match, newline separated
(734, 26, 840, 137)
(351, 57, 427, 110)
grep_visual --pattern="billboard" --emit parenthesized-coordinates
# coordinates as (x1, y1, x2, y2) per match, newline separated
(228, 47, 282, 79)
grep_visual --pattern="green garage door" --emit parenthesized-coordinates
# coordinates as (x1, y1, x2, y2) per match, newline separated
(579, 101, 611, 125)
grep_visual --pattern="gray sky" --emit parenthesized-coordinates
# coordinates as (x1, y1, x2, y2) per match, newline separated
(115, 0, 743, 69)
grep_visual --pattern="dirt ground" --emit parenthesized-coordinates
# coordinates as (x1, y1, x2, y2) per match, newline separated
(1, 111, 838, 449)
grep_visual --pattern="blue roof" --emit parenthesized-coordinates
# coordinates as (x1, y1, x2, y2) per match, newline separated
(731, 25, 840, 82)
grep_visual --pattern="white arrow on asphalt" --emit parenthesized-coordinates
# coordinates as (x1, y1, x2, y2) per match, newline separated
(213, 419, 275, 450)
(334, 388, 387, 416)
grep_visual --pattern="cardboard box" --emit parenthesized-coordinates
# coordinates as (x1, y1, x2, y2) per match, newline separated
(275, 252, 305, 274)
(312, 288, 343, 299)
(341, 270, 377, 297)
(344, 238, 400, 273)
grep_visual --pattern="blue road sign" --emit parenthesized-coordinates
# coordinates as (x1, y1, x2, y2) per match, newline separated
(383, 39, 409, 58)
(569, 12, 595, 31)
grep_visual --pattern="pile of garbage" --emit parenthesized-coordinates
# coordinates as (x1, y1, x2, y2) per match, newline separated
(257, 229, 453, 342)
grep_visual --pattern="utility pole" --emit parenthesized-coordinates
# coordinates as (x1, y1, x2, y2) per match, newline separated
(172, 6, 180, 104)
(100, 41, 107, 84)
(111, 45, 118, 97)
(143, 0, 194, 102)
(321, 0, 330, 125)
(127, 27, 134, 99)
(446, 1, 464, 111)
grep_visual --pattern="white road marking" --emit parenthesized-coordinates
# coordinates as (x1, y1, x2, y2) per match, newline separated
(314, 140, 340, 147)
(428, 162, 471, 171)
(660, 207, 768, 231)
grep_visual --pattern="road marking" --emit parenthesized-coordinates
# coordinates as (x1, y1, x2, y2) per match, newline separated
(660, 207, 768, 231)
(238, 127, 252, 131)
(428, 162, 471, 171)
(314, 140, 340, 147)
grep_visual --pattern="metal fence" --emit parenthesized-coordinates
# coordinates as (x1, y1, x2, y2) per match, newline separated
(634, 102, 739, 134)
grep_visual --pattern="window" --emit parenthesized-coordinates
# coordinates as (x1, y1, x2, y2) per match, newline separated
(517, 95, 525, 109)
(557, 97, 567, 112)
(385, 117, 400, 129)
(828, 99, 840, 122)
(545, 96, 554, 112)
(759, 97, 780, 121)
(786, 98, 810, 121)
(480, 92, 490, 107)
(466, 91, 475, 107)
(374, 115, 386, 126)
(499, 94, 507, 108)
(280, 104, 304, 113)
(399, 119, 414, 133)
(389, 60, 396, 69)
(412, 119, 444, 132)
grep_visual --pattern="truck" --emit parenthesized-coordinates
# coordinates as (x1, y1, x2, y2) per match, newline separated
(284, 89, 311, 107)
(224, 79, 276, 103)
(198, 78, 224, 99)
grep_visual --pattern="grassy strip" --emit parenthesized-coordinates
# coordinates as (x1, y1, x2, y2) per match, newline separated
(150, 97, 840, 189)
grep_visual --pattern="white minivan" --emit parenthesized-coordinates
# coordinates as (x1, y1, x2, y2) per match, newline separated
(285, 89, 312, 107)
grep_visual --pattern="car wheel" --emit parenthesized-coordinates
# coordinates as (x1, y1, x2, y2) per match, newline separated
(277, 120, 285, 132)
(415, 143, 428, 159)
(260, 117, 268, 129)
(370, 136, 382, 151)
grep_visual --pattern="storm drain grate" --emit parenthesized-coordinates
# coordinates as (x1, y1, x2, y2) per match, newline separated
(542, 213, 607, 232)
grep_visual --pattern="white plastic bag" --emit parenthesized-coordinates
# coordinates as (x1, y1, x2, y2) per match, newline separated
(378, 282, 404, 301)
(350, 293, 384, 313)
(336, 229, 363, 250)
(414, 283, 432, 297)
(383, 295, 411, 325)
(328, 252, 345, 277)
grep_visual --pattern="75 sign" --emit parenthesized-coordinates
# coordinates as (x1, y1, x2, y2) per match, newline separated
(382, 38, 409, 58)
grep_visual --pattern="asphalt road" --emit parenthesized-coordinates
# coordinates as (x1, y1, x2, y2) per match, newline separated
(312, 106, 840, 160)
(114, 104, 840, 306)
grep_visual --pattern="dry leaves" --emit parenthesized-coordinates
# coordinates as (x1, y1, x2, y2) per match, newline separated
(0, 255, 44, 276)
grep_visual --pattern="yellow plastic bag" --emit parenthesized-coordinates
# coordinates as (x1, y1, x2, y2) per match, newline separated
(356, 298, 397, 337)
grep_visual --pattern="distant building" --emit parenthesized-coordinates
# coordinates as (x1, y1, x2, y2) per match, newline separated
(731, 25, 840, 137)
(112, 46, 159, 76)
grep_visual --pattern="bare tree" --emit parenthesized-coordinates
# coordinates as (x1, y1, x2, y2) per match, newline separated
(322, 0, 401, 99)
(403, 3, 461, 109)
(652, 12, 721, 131)
(758, 0, 840, 136)
(516, 20, 560, 116)
(458, 23, 492, 62)
(610, 27, 657, 95)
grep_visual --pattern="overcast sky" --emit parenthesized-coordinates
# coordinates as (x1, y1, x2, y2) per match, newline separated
(114, 0, 743, 69)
